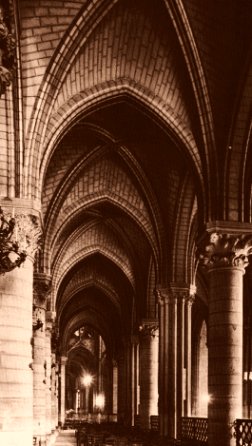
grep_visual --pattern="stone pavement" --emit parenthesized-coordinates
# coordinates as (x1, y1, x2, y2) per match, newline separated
(53, 430, 76, 446)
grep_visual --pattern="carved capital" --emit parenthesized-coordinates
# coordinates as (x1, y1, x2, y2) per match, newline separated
(61, 355, 68, 366)
(154, 287, 170, 305)
(33, 272, 51, 307)
(32, 304, 44, 332)
(14, 213, 42, 259)
(139, 319, 159, 338)
(199, 232, 252, 271)
(170, 284, 189, 301)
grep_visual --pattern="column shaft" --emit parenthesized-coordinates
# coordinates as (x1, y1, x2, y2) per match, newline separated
(139, 322, 159, 429)
(168, 297, 177, 438)
(0, 259, 34, 446)
(158, 292, 168, 436)
(45, 327, 52, 437)
(112, 362, 118, 416)
(177, 296, 185, 437)
(185, 298, 193, 416)
(33, 307, 46, 444)
(208, 266, 243, 446)
(60, 357, 67, 426)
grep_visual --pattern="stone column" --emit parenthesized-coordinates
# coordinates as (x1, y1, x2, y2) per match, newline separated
(32, 273, 51, 446)
(122, 339, 132, 426)
(170, 286, 193, 438)
(59, 356, 68, 426)
(139, 320, 159, 430)
(45, 311, 55, 441)
(112, 360, 118, 417)
(176, 290, 185, 425)
(0, 207, 41, 446)
(117, 347, 127, 424)
(51, 323, 59, 431)
(156, 288, 169, 437)
(185, 288, 196, 417)
(200, 230, 252, 446)
(167, 292, 177, 439)
(131, 336, 139, 425)
(50, 352, 58, 431)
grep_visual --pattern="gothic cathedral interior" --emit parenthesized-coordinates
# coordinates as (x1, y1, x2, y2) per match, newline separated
(0, 1, 252, 446)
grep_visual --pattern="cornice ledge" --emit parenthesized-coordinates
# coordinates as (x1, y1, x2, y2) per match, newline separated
(206, 221, 252, 235)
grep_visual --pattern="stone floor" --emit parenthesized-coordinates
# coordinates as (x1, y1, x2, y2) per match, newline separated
(53, 430, 76, 445)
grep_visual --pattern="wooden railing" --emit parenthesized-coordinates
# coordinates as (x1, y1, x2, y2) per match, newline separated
(181, 417, 208, 445)
(234, 419, 252, 446)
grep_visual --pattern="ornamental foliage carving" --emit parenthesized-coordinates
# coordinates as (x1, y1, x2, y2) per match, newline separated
(14, 213, 42, 257)
(0, 1, 15, 96)
(199, 232, 252, 270)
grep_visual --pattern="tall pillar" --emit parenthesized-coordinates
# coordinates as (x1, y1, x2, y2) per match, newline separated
(131, 336, 139, 425)
(45, 311, 55, 441)
(200, 230, 252, 446)
(0, 207, 41, 446)
(60, 356, 68, 426)
(112, 360, 118, 416)
(176, 291, 185, 426)
(139, 320, 159, 429)
(33, 273, 51, 446)
(170, 286, 193, 438)
(51, 325, 59, 430)
(156, 288, 169, 437)
(51, 352, 58, 431)
(185, 288, 196, 417)
(156, 287, 177, 438)
(126, 340, 133, 426)
(117, 346, 127, 424)
(167, 292, 177, 438)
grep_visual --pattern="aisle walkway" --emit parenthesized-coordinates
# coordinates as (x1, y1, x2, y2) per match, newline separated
(53, 430, 76, 446)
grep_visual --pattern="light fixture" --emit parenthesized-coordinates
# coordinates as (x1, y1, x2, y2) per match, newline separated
(82, 373, 93, 387)
(201, 393, 212, 404)
(94, 392, 105, 411)
(0, 207, 27, 274)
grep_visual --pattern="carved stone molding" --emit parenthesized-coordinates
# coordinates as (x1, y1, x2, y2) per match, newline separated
(155, 285, 194, 306)
(0, 1, 15, 97)
(199, 232, 252, 271)
(170, 285, 189, 301)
